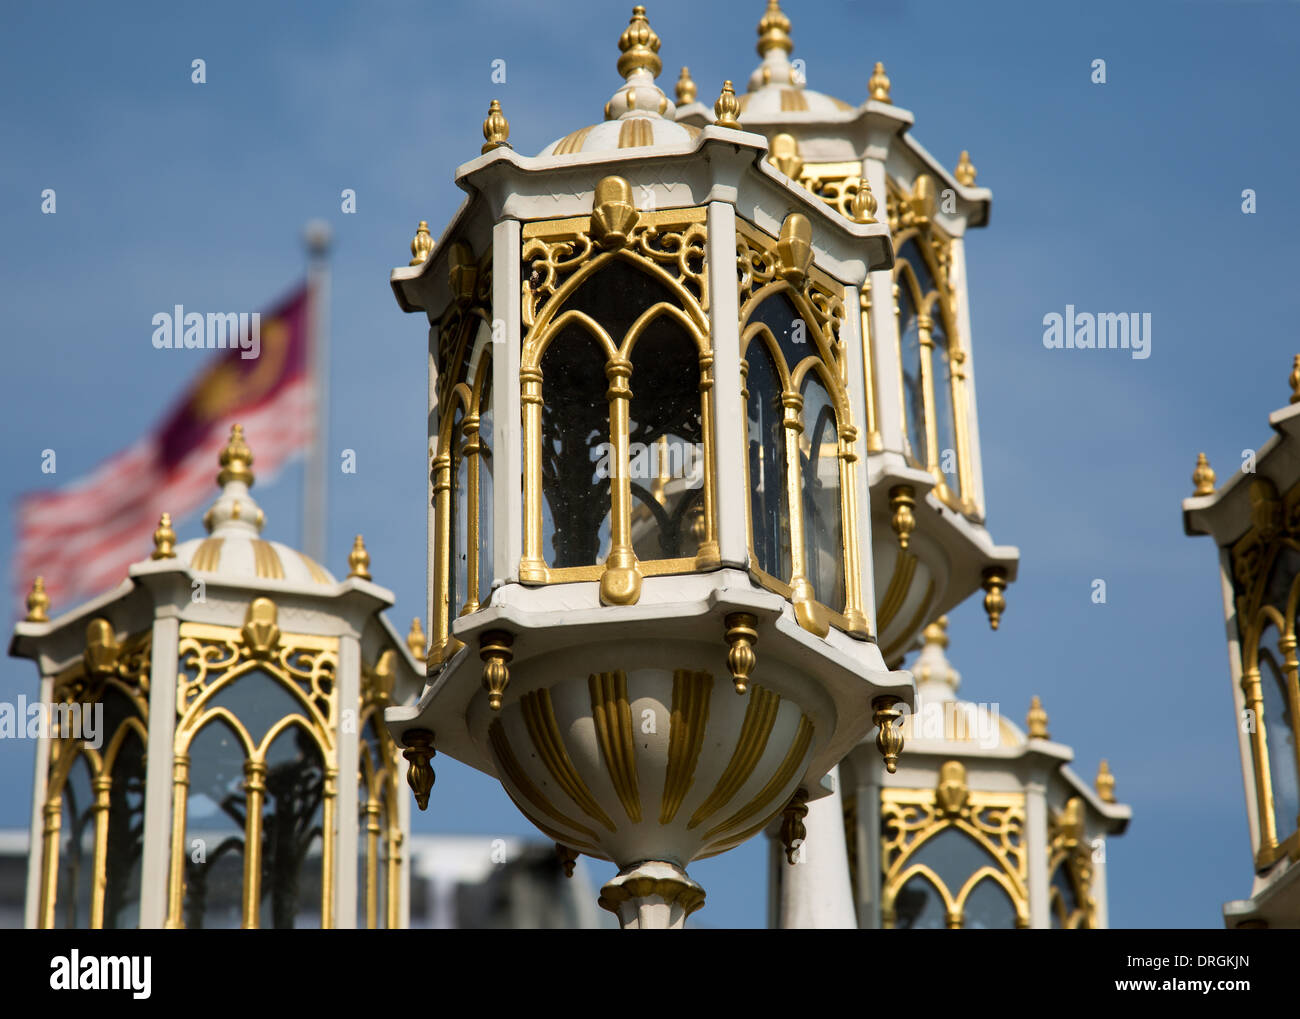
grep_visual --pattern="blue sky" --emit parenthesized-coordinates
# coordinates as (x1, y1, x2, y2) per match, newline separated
(2, 0, 1297, 928)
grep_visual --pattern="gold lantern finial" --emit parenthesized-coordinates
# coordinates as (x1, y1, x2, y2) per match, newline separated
(217, 424, 254, 487)
(25, 576, 49, 622)
(1096, 759, 1116, 803)
(1192, 452, 1216, 496)
(407, 617, 426, 659)
(714, 80, 742, 128)
(981, 566, 1007, 630)
(955, 150, 977, 187)
(617, 5, 662, 80)
(1289, 355, 1300, 404)
(869, 61, 892, 103)
(1027, 695, 1050, 739)
(152, 512, 176, 560)
(348, 534, 371, 580)
(889, 485, 916, 550)
(922, 615, 950, 650)
(756, 0, 793, 57)
(676, 66, 697, 104)
(481, 99, 511, 154)
(850, 178, 879, 224)
(873, 696, 904, 773)
(409, 220, 433, 266)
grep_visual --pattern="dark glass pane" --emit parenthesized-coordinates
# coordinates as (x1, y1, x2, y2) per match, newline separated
(963, 875, 1017, 929)
(1259, 639, 1299, 843)
(750, 291, 813, 371)
(55, 752, 95, 929)
(260, 724, 325, 929)
(102, 691, 145, 929)
(356, 721, 390, 930)
(913, 825, 997, 886)
(628, 321, 704, 561)
(893, 873, 946, 929)
(930, 316, 959, 497)
(183, 720, 246, 929)
(897, 283, 927, 466)
(208, 668, 304, 747)
(745, 339, 791, 581)
(541, 332, 610, 568)
(563, 258, 679, 347)
(477, 369, 494, 607)
(900, 240, 937, 300)
(799, 372, 845, 612)
(454, 434, 469, 616)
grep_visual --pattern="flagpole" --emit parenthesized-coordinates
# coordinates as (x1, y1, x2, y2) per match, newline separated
(303, 221, 332, 565)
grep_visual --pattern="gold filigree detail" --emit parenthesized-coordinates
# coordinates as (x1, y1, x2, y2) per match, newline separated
(1049, 797, 1097, 928)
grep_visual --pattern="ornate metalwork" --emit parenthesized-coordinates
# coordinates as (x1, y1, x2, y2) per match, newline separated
(880, 779, 1029, 929)
(723, 612, 758, 695)
(1048, 796, 1097, 929)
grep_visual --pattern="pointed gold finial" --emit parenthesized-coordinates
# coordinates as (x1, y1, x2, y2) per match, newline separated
(850, 178, 879, 224)
(409, 220, 433, 266)
(955, 150, 977, 187)
(889, 485, 916, 550)
(348, 534, 371, 580)
(1027, 695, 1049, 739)
(1290, 355, 1300, 404)
(757, 0, 793, 57)
(922, 615, 949, 649)
(1096, 759, 1116, 803)
(981, 566, 1007, 630)
(218, 424, 254, 487)
(869, 61, 892, 103)
(676, 66, 697, 104)
(873, 696, 904, 773)
(618, 5, 662, 79)
(407, 617, 426, 659)
(481, 99, 511, 154)
(26, 576, 49, 622)
(1192, 452, 1216, 496)
(555, 843, 579, 878)
(714, 80, 742, 128)
(152, 512, 176, 560)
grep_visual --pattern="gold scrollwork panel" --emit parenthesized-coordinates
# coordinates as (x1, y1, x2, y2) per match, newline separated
(518, 208, 718, 607)
(880, 781, 1029, 929)
(166, 620, 338, 929)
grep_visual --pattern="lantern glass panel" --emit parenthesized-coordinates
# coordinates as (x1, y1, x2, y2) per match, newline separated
(55, 751, 95, 929)
(745, 338, 792, 582)
(799, 371, 845, 612)
(897, 280, 926, 465)
(259, 723, 326, 929)
(183, 719, 246, 929)
(1259, 629, 1299, 843)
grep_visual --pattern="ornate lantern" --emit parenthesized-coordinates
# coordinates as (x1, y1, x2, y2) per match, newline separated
(675, 0, 1019, 663)
(1183, 363, 1300, 928)
(10, 426, 424, 929)
(387, 5, 912, 927)
(836, 619, 1130, 928)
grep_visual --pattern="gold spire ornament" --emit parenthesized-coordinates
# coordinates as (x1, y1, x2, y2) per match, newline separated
(756, 0, 793, 57)
(348, 534, 371, 580)
(402, 730, 436, 811)
(481, 99, 511, 154)
(675, 66, 697, 104)
(409, 220, 433, 266)
(1096, 759, 1116, 803)
(1192, 452, 1216, 496)
(889, 485, 916, 550)
(873, 696, 904, 773)
(868, 61, 892, 103)
(218, 424, 254, 486)
(25, 576, 49, 622)
(617, 5, 662, 79)
(1289, 355, 1300, 404)
(714, 80, 742, 128)
(1027, 695, 1050, 739)
(407, 617, 426, 659)
(955, 150, 977, 187)
(152, 512, 176, 559)
(981, 566, 1007, 630)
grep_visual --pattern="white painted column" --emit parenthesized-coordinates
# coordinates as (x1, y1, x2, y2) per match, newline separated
(138, 614, 179, 929)
(23, 670, 54, 929)
(1091, 834, 1110, 929)
(333, 632, 361, 928)
(862, 156, 904, 458)
(493, 218, 523, 586)
(705, 201, 748, 569)
(777, 766, 857, 928)
(1025, 779, 1050, 929)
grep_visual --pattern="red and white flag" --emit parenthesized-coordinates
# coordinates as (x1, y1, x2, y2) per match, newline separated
(14, 285, 314, 615)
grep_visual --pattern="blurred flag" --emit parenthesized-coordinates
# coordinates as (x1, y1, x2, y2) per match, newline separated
(14, 284, 314, 614)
